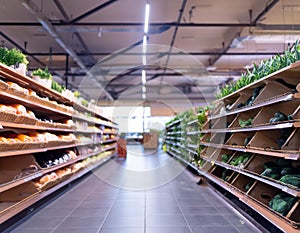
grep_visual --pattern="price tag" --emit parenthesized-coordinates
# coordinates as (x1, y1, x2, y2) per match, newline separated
(282, 187, 288, 192)
(287, 154, 299, 160)
(211, 161, 215, 166)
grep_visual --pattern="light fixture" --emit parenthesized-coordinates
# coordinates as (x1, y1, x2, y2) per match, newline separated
(142, 86, 146, 93)
(142, 93, 146, 99)
(142, 70, 146, 84)
(142, 55, 147, 65)
(144, 3, 150, 33)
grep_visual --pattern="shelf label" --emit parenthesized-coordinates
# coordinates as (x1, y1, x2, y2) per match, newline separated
(287, 154, 299, 160)
(24, 172, 42, 182)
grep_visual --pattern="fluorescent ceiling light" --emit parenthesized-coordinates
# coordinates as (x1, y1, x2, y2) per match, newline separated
(144, 3, 150, 33)
(142, 70, 146, 84)
(142, 93, 146, 99)
(142, 86, 146, 93)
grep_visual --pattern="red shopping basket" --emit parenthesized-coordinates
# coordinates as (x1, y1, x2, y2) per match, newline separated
(117, 138, 127, 159)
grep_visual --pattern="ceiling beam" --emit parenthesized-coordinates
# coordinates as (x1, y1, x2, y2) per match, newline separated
(20, 0, 114, 101)
(53, 0, 95, 66)
(69, 0, 119, 24)
(0, 22, 257, 27)
(27, 51, 283, 56)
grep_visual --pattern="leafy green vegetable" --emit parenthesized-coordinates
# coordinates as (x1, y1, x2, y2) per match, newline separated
(216, 40, 300, 99)
(221, 154, 231, 163)
(269, 193, 296, 216)
(229, 153, 251, 166)
(32, 67, 52, 79)
(0, 47, 29, 66)
(239, 118, 253, 128)
(279, 175, 300, 187)
(244, 181, 254, 191)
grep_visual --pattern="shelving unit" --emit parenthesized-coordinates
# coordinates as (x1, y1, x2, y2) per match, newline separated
(165, 61, 300, 232)
(0, 64, 118, 224)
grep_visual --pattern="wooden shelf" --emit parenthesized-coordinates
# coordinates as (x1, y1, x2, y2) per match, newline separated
(0, 152, 115, 224)
(203, 171, 300, 233)
(215, 61, 300, 103)
(0, 145, 116, 193)
(201, 122, 297, 133)
(199, 142, 300, 160)
(209, 93, 295, 120)
(187, 119, 198, 125)
(200, 156, 300, 197)
(166, 119, 181, 128)
(186, 131, 201, 135)
(0, 63, 116, 124)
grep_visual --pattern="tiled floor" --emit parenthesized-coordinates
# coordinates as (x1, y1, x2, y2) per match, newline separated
(5, 145, 263, 233)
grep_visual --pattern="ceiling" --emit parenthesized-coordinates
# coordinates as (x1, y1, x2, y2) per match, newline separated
(0, 0, 300, 107)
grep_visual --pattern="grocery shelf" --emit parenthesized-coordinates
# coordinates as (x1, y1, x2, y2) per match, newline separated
(201, 156, 300, 197)
(0, 64, 116, 124)
(199, 142, 300, 160)
(209, 93, 295, 120)
(187, 119, 198, 125)
(0, 151, 115, 224)
(203, 172, 300, 233)
(167, 150, 199, 172)
(0, 145, 116, 193)
(200, 122, 297, 133)
(166, 119, 181, 128)
(186, 131, 201, 135)
(215, 61, 300, 103)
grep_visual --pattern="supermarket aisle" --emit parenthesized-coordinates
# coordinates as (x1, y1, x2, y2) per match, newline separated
(6, 145, 263, 233)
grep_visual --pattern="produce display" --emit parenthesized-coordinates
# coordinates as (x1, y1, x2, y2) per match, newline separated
(269, 193, 296, 216)
(0, 47, 118, 226)
(216, 40, 300, 99)
(166, 43, 300, 232)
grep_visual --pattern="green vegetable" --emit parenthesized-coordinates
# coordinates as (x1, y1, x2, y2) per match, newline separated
(244, 136, 252, 146)
(51, 80, 65, 93)
(279, 175, 300, 187)
(216, 40, 300, 99)
(244, 181, 254, 191)
(269, 112, 288, 124)
(221, 154, 231, 163)
(0, 47, 29, 66)
(221, 169, 231, 181)
(239, 118, 253, 128)
(229, 153, 251, 166)
(261, 167, 281, 180)
(32, 67, 52, 79)
(269, 193, 296, 215)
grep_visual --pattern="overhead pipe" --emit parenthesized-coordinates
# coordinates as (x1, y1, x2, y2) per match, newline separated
(20, 0, 114, 101)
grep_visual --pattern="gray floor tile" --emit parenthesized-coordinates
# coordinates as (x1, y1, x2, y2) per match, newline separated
(147, 226, 191, 233)
(181, 205, 219, 215)
(147, 214, 187, 226)
(147, 205, 182, 215)
(77, 200, 113, 208)
(58, 216, 105, 228)
(109, 206, 145, 216)
(100, 227, 144, 233)
(190, 226, 240, 233)
(8, 228, 53, 233)
(70, 207, 110, 217)
(103, 216, 144, 227)
(216, 206, 239, 215)
(52, 227, 100, 233)
(177, 198, 211, 206)
(16, 216, 63, 229)
(186, 214, 231, 226)
(222, 214, 250, 226)
(33, 207, 74, 217)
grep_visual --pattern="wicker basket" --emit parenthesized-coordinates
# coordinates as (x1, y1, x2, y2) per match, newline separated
(0, 112, 18, 122)
(15, 115, 37, 125)
(0, 81, 8, 91)
(22, 142, 46, 150)
(0, 143, 24, 152)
